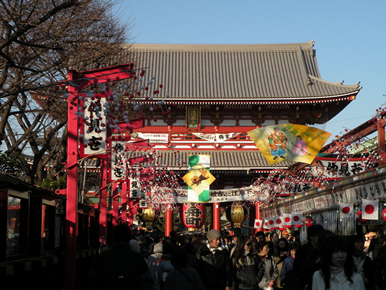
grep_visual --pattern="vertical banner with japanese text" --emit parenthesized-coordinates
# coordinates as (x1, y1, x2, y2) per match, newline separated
(83, 95, 106, 156)
(110, 141, 126, 181)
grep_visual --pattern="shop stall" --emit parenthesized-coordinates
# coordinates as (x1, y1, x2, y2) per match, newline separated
(261, 165, 386, 241)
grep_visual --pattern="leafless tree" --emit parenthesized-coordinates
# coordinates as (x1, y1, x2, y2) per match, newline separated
(0, 0, 132, 183)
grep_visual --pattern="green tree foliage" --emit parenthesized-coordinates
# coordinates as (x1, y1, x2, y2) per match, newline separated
(38, 176, 67, 191)
(0, 151, 27, 176)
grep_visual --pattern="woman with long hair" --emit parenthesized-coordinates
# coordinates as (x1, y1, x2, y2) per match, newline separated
(231, 235, 265, 290)
(312, 235, 365, 290)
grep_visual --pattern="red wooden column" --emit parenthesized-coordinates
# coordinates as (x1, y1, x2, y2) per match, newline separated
(164, 204, 173, 237)
(120, 181, 129, 222)
(127, 199, 136, 226)
(112, 183, 119, 226)
(379, 119, 386, 165)
(212, 203, 221, 231)
(64, 63, 134, 290)
(65, 70, 79, 290)
(255, 203, 262, 233)
(41, 205, 46, 238)
(99, 159, 108, 242)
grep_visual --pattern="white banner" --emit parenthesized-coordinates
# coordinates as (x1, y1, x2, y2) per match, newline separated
(137, 133, 169, 143)
(318, 160, 368, 179)
(111, 141, 127, 180)
(192, 133, 240, 143)
(355, 181, 386, 200)
(83, 97, 106, 155)
(152, 186, 259, 203)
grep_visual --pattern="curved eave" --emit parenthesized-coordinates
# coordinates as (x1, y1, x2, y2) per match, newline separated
(141, 92, 359, 105)
(129, 41, 316, 52)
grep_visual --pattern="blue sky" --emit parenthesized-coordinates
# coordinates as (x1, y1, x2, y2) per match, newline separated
(115, 0, 386, 143)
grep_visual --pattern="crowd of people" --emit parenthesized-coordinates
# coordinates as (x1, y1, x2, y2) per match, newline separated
(87, 223, 386, 290)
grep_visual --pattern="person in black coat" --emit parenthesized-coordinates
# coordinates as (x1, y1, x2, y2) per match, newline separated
(195, 229, 232, 290)
(88, 223, 153, 290)
(299, 229, 334, 290)
(292, 224, 324, 290)
(231, 235, 265, 290)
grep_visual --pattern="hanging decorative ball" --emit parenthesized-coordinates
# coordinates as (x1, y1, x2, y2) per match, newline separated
(356, 211, 367, 223)
(382, 209, 386, 222)
(295, 222, 303, 228)
(305, 218, 314, 227)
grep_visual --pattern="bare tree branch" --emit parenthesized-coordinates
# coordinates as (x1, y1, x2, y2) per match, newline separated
(0, 0, 133, 184)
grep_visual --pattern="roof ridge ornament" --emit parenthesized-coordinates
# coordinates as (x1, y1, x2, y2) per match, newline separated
(297, 46, 312, 86)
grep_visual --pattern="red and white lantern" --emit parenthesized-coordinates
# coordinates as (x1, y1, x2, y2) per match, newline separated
(182, 203, 205, 231)
(295, 222, 303, 228)
(382, 208, 386, 222)
(356, 211, 367, 223)
(305, 218, 314, 227)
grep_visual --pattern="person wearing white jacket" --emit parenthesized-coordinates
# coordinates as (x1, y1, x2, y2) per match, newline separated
(147, 243, 163, 286)
(312, 235, 365, 290)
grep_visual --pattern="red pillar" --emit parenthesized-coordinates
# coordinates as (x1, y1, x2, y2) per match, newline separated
(64, 64, 134, 290)
(165, 205, 173, 237)
(127, 199, 136, 226)
(212, 203, 221, 231)
(41, 205, 46, 238)
(378, 120, 386, 165)
(255, 203, 263, 233)
(121, 181, 129, 222)
(99, 159, 108, 243)
(112, 183, 119, 226)
(65, 71, 78, 290)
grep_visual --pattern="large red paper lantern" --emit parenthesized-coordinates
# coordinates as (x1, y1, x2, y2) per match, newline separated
(295, 222, 303, 228)
(182, 203, 205, 231)
(305, 218, 314, 227)
(356, 211, 367, 223)
(382, 209, 386, 222)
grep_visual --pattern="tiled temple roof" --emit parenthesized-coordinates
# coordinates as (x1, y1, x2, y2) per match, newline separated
(72, 41, 360, 101)
(121, 41, 360, 101)
(157, 150, 291, 171)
